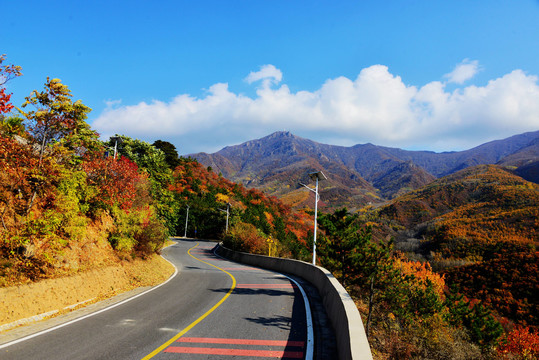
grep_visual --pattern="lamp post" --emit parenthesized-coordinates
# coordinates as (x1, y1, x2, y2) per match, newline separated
(183, 205, 189, 238)
(225, 202, 230, 233)
(219, 203, 231, 233)
(300, 171, 327, 265)
(109, 136, 123, 159)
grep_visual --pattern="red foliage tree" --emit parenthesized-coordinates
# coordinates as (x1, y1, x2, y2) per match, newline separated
(498, 326, 539, 359)
(0, 54, 22, 114)
(0, 88, 13, 114)
(82, 156, 144, 211)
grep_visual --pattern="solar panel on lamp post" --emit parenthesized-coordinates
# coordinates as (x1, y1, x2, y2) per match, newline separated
(300, 171, 327, 265)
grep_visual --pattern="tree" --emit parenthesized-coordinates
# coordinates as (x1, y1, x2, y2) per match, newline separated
(498, 326, 539, 359)
(0, 54, 22, 115)
(0, 88, 14, 115)
(0, 115, 25, 137)
(82, 156, 143, 211)
(106, 135, 180, 233)
(318, 208, 364, 287)
(153, 140, 181, 169)
(19, 77, 93, 165)
(317, 208, 398, 337)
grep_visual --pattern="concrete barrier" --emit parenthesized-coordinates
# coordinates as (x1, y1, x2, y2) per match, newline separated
(215, 244, 373, 360)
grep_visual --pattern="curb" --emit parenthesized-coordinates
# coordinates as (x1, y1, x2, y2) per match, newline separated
(215, 243, 373, 360)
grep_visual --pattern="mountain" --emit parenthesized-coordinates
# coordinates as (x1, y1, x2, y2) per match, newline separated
(193, 132, 381, 209)
(190, 130, 539, 209)
(376, 165, 539, 328)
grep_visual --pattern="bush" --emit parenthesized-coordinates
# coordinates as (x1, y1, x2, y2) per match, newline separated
(134, 210, 169, 257)
(223, 222, 268, 255)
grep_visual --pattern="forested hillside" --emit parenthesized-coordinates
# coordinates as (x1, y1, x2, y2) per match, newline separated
(373, 165, 539, 358)
(0, 56, 313, 287)
(0, 74, 168, 285)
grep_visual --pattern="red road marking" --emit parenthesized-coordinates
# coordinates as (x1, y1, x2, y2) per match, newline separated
(177, 337, 305, 347)
(164, 346, 304, 358)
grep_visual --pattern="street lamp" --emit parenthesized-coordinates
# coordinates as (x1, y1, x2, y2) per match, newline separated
(219, 203, 231, 233)
(109, 136, 123, 159)
(300, 171, 327, 265)
(183, 205, 189, 238)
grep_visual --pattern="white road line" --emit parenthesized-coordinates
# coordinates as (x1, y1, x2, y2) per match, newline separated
(212, 247, 314, 360)
(0, 244, 179, 350)
(282, 274, 314, 360)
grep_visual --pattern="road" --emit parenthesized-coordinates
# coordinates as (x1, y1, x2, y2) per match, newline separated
(0, 239, 313, 359)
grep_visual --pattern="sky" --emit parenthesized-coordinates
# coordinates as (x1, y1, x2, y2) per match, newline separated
(2, 0, 539, 155)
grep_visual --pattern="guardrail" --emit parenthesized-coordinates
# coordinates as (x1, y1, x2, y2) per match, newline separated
(215, 244, 373, 360)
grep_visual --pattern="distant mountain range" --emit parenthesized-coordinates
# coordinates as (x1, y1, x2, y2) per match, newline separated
(190, 130, 539, 209)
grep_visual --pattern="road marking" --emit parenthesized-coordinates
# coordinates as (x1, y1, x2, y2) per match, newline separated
(0, 243, 179, 350)
(164, 346, 304, 358)
(212, 247, 314, 360)
(141, 243, 237, 360)
(177, 337, 305, 347)
(281, 274, 314, 360)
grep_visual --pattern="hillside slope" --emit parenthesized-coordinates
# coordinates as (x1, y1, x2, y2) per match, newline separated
(377, 165, 539, 329)
(191, 130, 539, 208)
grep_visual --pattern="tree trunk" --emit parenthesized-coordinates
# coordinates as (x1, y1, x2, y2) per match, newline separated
(366, 275, 375, 338)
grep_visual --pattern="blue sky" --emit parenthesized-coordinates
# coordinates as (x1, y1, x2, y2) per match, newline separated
(2, 1, 539, 154)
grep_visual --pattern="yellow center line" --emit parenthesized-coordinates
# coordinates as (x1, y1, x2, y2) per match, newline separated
(141, 242, 237, 360)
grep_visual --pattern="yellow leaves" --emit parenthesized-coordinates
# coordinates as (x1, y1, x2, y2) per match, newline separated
(264, 211, 274, 226)
(394, 256, 446, 297)
(215, 193, 229, 203)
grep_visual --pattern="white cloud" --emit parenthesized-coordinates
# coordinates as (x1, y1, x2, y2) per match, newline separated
(444, 59, 480, 84)
(91, 62, 539, 154)
(245, 64, 283, 87)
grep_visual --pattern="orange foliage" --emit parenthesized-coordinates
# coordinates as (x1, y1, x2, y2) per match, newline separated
(264, 211, 274, 226)
(498, 326, 539, 359)
(0, 88, 13, 114)
(82, 156, 144, 210)
(394, 256, 446, 297)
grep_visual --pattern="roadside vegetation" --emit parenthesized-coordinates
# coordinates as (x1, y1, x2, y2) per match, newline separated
(0, 55, 312, 287)
(1, 54, 537, 359)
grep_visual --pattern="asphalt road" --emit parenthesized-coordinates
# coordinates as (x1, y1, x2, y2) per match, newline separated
(0, 239, 313, 359)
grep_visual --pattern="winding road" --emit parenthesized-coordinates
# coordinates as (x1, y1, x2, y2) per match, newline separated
(1, 239, 314, 359)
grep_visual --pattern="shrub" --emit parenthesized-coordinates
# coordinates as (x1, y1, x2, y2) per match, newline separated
(223, 222, 267, 255)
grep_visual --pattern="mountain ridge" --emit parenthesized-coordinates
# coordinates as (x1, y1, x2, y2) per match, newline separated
(190, 130, 539, 208)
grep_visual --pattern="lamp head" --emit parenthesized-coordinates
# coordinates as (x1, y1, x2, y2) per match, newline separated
(309, 171, 327, 182)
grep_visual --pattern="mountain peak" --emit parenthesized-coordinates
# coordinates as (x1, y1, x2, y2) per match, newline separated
(189, 130, 539, 208)
(267, 130, 298, 140)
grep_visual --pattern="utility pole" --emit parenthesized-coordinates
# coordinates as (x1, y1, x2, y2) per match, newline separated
(183, 205, 189, 238)
(219, 203, 231, 233)
(226, 202, 230, 233)
(300, 171, 327, 265)
(110, 136, 123, 159)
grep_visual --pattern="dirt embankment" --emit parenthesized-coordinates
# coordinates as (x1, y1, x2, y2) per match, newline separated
(0, 254, 175, 330)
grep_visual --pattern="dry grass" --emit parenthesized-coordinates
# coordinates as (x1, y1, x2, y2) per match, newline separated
(0, 254, 174, 328)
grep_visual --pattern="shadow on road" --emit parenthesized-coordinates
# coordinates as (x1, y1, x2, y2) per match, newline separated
(243, 315, 292, 330)
(210, 287, 294, 297)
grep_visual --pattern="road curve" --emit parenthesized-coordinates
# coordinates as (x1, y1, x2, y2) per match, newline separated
(1, 239, 311, 359)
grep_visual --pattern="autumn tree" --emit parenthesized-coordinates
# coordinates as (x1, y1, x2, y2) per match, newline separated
(0, 89, 14, 115)
(0, 54, 22, 115)
(105, 135, 180, 233)
(498, 326, 539, 359)
(19, 77, 94, 165)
